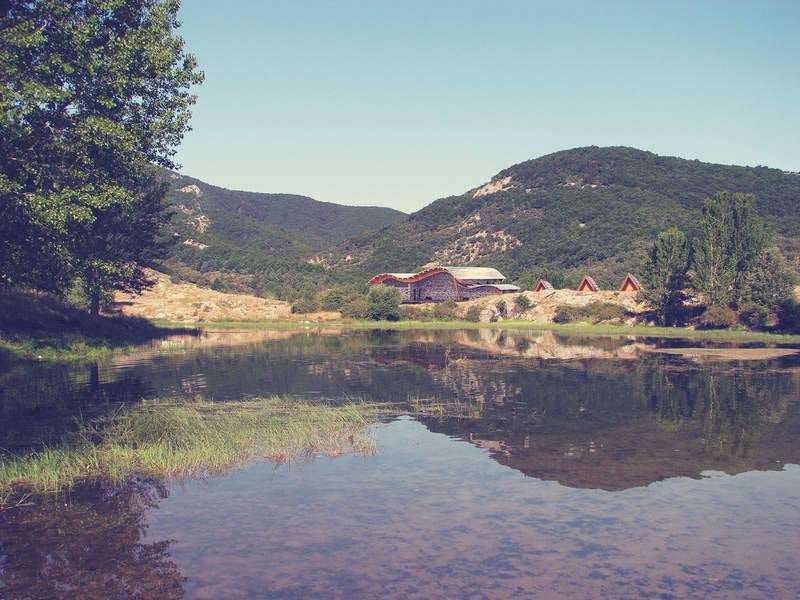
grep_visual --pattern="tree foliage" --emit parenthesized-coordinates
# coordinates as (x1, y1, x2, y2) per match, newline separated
(742, 247, 796, 312)
(0, 0, 202, 312)
(692, 194, 737, 307)
(366, 285, 402, 321)
(639, 228, 689, 325)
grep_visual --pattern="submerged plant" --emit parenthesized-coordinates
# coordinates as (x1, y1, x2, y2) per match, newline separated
(0, 397, 381, 503)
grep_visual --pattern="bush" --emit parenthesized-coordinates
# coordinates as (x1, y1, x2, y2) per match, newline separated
(464, 306, 481, 322)
(291, 296, 320, 314)
(513, 295, 532, 311)
(494, 300, 507, 317)
(341, 297, 370, 319)
(697, 305, 738, 329)
(366, 285, 402, 321)
(552, 302, 627, 324)
(320, 288, 348, 311)
(432, 300, 458, 320)
(738, 303, 771, 329)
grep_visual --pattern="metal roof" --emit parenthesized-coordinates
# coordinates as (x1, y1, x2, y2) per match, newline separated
(441, 266, 505, 280)
(490, 284, 521, 291)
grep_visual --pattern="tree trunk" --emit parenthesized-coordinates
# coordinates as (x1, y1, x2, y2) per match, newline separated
(90, 288, 100, 317)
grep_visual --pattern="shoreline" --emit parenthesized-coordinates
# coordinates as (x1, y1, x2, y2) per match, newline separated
(186, 318, 800, 343)
(3, 318, 800, 365)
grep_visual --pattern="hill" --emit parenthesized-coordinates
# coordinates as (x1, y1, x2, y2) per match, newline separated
(319, 147, 800, 288)
(160, 173, 404, 296)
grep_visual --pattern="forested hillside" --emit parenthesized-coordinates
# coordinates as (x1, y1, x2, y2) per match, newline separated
(320, 147, 800, 288)
(160, 174, 404, 295)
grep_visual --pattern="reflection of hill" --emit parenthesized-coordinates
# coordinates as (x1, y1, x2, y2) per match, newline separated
(415, 365, 800, 491)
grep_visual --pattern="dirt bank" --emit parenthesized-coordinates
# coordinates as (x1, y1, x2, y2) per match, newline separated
(114, 270, 338, 322)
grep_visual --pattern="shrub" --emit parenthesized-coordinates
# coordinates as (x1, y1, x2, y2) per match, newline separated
(494, 300, 507, 317)
(738, 303, 771, 329)
(320, 288, 348, 311)
(432, 300, 458, 320)
(366, 285, 402, 321)
(341, 297, 370, 319)
(513, 295, 532, 311)
(697, 305, 738, 329)
(465, 306, 481, 322)
(291, 296, 320, 314)
(552, 302, 627, 324)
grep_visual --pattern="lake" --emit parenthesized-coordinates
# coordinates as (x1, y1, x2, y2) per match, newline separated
(2, 327, 800, 598)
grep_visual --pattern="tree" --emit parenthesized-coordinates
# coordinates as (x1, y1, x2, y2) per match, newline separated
(692, 194, 736, 307)
(639, 228, 689, 325)
(742, 247, 796, 312)
(367, 285, 402, 321)
(729, 192, 767, 306)
(0, 0, 203, 313)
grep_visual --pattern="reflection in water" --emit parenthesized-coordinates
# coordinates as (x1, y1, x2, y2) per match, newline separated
(2, 328, 800, 598)
(0, 478, 182, 599)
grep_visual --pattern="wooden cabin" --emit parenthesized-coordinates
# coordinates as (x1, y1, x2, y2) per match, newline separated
(618, 273, 642, 292)
(577, 275, 599, 292)
(534, 279, 553, 292)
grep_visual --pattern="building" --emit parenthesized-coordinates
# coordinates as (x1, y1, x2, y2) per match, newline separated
(618, 273, 643, 292)
(534, 279, 554, 292)
(577, 275, 599, 292)
(368, 266, 520, 303)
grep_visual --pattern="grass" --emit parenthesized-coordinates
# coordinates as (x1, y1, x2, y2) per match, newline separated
(181, 318, 800, 343)
(0, 397, 382, 503)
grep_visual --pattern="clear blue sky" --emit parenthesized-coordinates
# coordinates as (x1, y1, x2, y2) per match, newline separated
(175, 0, 799, 212)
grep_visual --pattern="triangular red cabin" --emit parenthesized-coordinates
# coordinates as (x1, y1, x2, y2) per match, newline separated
(534, 279, 553, 292)
(619, 273, 642, 292)
(577, 275, 599, 292)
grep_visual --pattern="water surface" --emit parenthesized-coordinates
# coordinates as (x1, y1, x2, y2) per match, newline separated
(2, 328, 800, 598)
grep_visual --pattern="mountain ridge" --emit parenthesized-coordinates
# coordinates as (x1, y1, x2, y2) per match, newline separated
(318, 146, 800, 289)
(160, 172, 404, 295)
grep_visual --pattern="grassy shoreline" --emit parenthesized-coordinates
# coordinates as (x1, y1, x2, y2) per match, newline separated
(0, 397, 381, 504)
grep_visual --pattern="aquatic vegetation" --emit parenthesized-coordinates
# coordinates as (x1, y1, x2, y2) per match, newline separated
(0, 397, 381, 502)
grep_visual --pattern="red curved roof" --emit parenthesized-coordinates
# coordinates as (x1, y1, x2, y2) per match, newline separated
(368, 267, 457, 285)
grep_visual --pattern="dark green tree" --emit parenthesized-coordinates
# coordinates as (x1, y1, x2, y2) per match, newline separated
(0, 0, 202, 313)
(639, 228, 689, 325)
(742, 247, 796, 312)
(692, 193, 736, 307)
(728, 192, 767, 306)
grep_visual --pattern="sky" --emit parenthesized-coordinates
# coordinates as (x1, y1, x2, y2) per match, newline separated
(175, 0, 799, 213)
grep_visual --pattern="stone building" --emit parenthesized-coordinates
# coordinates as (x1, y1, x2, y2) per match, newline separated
(368, 266, 520, 303)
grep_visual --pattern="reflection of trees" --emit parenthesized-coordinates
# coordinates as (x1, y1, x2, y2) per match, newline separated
(0, 478, 183, 599)
(0, 361, 152, 452)
(402, 349, 800, 489)
(645, 360, 799, 463)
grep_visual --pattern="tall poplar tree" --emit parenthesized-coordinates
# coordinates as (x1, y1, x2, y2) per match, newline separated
(0, 0, 202, 313)
(692, 194, 735, 308)
(692, 192, 768, 310)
